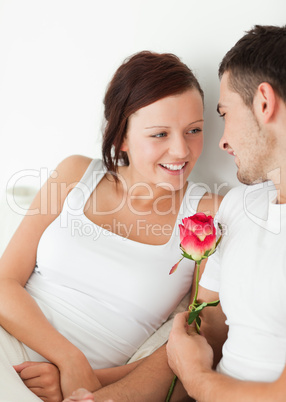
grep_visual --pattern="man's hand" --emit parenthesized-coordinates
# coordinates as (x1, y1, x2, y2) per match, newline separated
(166, 311, 214, 383)
(63, 388, 114, 402)
(14, 361, 63, 402)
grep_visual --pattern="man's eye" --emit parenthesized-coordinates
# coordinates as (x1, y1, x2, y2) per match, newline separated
(219, 113, 226, 118)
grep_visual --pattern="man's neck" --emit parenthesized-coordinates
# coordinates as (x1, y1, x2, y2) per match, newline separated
(268, 168, 286, 204)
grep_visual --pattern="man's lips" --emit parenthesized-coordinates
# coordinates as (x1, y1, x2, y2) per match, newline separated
(227, 149, 236, 156)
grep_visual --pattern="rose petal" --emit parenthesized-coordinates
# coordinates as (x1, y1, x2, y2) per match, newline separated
(169, 259, 181, 275)
(179, 224, 189, 244)
(181, 231, 216, 261)
(202, 233, 217, 254)
(181, 214, 216, 240)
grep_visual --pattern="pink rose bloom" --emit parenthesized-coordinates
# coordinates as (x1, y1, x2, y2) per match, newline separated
(179, 213, 216, 262)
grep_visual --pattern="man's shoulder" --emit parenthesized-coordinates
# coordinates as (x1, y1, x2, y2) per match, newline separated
(219, 181, 276, 215)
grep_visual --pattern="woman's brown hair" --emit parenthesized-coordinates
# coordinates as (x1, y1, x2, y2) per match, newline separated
(102, 51, 204, 176)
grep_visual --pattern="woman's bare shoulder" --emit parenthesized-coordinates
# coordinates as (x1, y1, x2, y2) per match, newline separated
(47, 155, 93, 210)
(0, 155, 94, 284)
(197, 192, 224, 217)
(54, 155, 93, 184)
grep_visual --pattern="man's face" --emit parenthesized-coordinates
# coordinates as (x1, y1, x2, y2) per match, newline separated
(217, 72, 275, 185)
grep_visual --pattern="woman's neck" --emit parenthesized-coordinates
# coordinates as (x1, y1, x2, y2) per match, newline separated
(113, 166, 188, 214)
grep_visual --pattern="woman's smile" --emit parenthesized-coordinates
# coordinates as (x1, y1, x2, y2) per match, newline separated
(159, 162, 188, 175)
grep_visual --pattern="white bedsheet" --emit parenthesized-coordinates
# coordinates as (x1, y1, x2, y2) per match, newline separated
(0, 326, 40, 401)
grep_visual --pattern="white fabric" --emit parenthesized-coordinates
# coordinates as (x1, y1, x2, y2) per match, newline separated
(0, 293, 190, 402)
(0, 327, 40, 402)
(128, 292, 190, 363)
(22, 159, 206, 370)
(200, 181, 286, 382)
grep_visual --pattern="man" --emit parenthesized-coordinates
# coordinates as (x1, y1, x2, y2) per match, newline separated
(167, 25, 286, 401)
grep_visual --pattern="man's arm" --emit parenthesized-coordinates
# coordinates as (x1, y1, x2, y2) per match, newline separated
(92, 345, 192, 402)
(167, 311, 286, 402)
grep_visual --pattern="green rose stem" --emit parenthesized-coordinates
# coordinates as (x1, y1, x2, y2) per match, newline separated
(165, 260, 201, 402)
(166, 218, 222, 401)
(189, 260, 200, 329)
(165, 260, 219, 402)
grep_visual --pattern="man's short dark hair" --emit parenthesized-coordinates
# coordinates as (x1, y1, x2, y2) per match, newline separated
(219, 25, 286, 107)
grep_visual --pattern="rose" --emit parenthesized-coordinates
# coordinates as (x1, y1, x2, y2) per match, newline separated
(169, 212, 222, 330)
(180, 213, 217, 261)
(169, 213, 218, 274)
(166, 213, 222, 402)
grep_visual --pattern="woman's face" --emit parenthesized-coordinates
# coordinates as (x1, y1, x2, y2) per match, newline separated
(121, 89, 204, 192)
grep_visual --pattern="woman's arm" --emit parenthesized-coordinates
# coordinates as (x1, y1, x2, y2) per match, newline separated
(0, 155, 101, 397)
(16, 348, 191, 402)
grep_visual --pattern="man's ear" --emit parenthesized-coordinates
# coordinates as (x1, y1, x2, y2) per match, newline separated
(253, 82, 276, 123)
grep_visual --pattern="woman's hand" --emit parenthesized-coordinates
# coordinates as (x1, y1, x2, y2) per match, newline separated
(14, 354, 102, 401)
(14, 361, 63, 402)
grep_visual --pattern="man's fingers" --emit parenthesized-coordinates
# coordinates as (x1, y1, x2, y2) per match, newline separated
(172, 311, 197, 332)
(68, 388, 95, 400)
(171, 311, 200, 340)
(172, 311, 189, 330)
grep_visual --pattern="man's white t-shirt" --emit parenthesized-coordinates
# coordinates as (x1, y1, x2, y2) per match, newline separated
(200, 181, 286, 382)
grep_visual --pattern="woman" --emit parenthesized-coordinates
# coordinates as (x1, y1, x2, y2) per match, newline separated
(0, 51, 221, 401)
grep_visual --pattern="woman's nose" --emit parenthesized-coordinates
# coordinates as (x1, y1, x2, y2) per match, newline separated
(169, 136, 189, 158)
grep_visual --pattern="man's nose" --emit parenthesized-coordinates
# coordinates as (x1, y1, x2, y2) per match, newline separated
(219, 134, 228, 151)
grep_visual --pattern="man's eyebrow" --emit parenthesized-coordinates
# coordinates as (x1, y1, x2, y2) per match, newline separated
(217, 103, 221, 114)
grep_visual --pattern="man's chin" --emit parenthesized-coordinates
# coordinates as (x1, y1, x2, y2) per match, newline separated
(237, 171, 267, 186)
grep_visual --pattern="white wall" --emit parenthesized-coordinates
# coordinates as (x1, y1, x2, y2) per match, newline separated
(0, 0, 285, 250)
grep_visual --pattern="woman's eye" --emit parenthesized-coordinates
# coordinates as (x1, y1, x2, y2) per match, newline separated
(152, 132, 167, 138)
(188, 128, 201, 134)
(219, 113, 226, 119)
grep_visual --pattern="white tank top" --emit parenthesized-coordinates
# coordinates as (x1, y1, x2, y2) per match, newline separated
(25, 159, 206, 368)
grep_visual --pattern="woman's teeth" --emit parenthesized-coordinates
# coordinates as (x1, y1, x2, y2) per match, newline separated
(160, 163, 186, 171)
